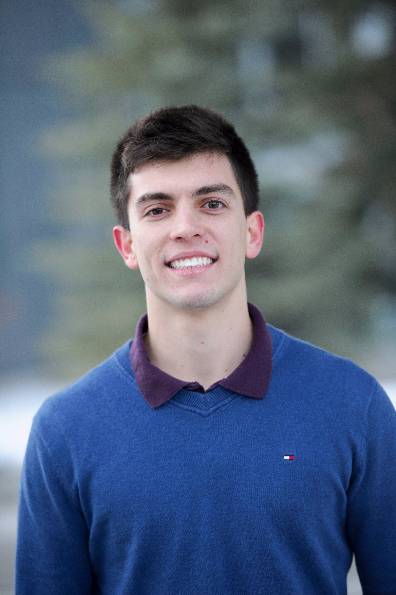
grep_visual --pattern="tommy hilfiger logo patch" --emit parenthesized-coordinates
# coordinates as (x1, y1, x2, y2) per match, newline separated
(283, 454, 296, 461)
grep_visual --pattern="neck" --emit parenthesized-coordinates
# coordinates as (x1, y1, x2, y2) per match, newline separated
(145, 293, 252, 389)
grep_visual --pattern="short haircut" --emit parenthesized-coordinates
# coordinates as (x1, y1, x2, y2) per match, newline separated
(110, 105, 259, 228)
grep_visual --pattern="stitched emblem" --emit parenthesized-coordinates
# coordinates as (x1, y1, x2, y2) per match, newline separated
(283, 454, 296, 460)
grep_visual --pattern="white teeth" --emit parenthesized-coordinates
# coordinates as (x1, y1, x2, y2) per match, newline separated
(169, 257, 214, 269)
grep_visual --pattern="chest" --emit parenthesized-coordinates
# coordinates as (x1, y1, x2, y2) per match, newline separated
(79, 396, 353, 541)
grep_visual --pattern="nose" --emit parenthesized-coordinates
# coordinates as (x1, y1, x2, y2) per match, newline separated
(168, 204, 204, 241)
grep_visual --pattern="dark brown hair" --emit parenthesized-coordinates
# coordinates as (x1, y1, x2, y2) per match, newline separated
(110, 105, 259, 228)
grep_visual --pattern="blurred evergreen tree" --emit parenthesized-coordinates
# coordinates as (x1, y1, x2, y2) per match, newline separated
(36, 0, 396, 375)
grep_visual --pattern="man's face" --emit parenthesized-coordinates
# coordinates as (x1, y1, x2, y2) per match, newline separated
(113, 152, 264, 313)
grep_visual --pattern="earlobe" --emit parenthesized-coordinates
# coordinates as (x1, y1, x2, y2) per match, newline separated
(246, 211, 265, 260)
(112, 225, 139, 270)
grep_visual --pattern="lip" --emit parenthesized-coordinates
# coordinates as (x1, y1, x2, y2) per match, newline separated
(165, 251, 218, 266)
(167, 261, 217, 277)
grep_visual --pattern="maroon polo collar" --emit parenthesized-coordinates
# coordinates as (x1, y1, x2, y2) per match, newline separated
(130, 303, 272, 408)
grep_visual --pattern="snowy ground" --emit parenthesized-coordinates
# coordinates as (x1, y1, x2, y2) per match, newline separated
(1, 378, 395, 594)
(0, 378, 61, 466)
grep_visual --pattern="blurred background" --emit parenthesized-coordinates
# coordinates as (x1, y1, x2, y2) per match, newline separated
(1, 1, 395, 593)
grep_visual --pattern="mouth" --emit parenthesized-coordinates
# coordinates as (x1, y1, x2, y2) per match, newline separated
(166, 256, 218, 270)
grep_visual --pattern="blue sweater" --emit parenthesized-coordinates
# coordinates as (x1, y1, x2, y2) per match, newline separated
(16, 325, 396, 594)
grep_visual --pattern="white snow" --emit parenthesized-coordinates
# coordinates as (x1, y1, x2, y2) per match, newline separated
(0, 380, 61, 465)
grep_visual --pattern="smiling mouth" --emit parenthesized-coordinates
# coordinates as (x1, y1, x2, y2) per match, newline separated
(167, 256, 217, 270)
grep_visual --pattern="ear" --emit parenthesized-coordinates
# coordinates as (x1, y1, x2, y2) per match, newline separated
(112, 225, 139, 270)
(245, 211, 265, 259)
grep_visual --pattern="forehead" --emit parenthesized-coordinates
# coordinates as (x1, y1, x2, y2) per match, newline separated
(127, 152, 241, 204)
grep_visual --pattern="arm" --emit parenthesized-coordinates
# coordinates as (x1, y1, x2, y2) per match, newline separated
(346, 382, 396, 594)
(16, 409, 94, 594)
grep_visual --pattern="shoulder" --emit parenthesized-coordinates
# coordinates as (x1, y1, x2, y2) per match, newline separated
(32, 340, 137, 437)
(269, 323, 375, 382)
(268, 324, 391, 420)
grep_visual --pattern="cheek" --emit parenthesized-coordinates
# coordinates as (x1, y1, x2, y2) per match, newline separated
(235, 226, 250, 255)
(133, 240, 159, 274)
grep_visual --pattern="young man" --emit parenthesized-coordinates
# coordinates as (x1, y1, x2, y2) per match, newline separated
(17, 106, 396, 594)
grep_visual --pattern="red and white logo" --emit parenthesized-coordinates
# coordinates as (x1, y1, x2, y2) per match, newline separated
(283, 454, 295, 461)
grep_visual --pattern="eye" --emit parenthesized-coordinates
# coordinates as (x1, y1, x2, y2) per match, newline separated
(144, 207, 168, 218)
(203, 199, 226, 210)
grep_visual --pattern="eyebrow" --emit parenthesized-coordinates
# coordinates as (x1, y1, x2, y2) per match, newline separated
(135, 184, 236, 208)
(192, 184, 236, 198)
(135, 192, 172, 208)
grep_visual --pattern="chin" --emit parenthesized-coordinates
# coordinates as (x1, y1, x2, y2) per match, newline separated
(166, 290, 223, 311)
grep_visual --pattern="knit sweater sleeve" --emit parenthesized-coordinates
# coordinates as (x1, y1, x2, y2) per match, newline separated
(15, 400, 94, 595)
(346, 381, 396, 594)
